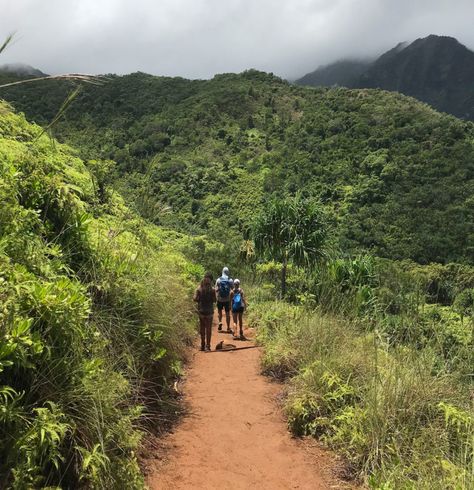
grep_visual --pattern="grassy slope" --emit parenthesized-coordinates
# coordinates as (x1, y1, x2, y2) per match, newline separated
(1, 70, 474, 264)
(0, 101, 203, 488)
(247, 292, 473, 489)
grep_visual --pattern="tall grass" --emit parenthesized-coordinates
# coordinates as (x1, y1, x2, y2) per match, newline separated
(248, 261, 474, 489)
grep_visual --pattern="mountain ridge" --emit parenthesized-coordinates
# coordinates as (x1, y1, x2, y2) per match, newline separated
(0, 62, 47, 77)
(296, 35, 474, 120)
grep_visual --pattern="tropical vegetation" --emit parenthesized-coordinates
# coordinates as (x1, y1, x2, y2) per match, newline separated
(1, 70, 474, 264)
(1, 67, 473, 489)
(0, 101, 205, 488)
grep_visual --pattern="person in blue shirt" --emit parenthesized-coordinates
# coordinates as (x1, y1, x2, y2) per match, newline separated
(230, 279, 247, 340)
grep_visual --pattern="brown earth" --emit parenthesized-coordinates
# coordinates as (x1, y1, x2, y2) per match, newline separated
(145, 316, 356, 490)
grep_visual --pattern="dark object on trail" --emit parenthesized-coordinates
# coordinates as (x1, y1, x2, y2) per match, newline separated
(214, 340, 260, 352)
(215, 340, 236, 350)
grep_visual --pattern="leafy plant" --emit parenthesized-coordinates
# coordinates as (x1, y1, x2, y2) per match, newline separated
(252, 193, 327, 297)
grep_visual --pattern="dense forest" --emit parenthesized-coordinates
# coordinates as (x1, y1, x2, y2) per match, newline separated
(1, 68, 473, 488)
(1, 69, 474, 264)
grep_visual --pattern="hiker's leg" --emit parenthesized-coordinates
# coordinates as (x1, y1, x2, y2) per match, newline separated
(205, 315, 212, 349)
(232, 311, 238, 335)
(199, 315, 206, 350)
(238, 311, 243, 334)
(217, 302, 223, 329)
(225, 302, 231, 331)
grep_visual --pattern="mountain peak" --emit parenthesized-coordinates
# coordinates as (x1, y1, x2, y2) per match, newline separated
(415, 34, 461, 45)
(296, 35, 474, 120)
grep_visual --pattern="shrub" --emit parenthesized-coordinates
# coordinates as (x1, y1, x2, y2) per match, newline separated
(0, 104, 197, 487)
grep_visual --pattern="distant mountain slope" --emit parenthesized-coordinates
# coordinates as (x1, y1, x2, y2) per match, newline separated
(1, 70, 474, 264)
(296, 35, 474, 120)
(295, 59, 370, 88)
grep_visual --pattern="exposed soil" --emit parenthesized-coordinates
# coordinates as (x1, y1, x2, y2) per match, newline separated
(145, 316, 357, 489)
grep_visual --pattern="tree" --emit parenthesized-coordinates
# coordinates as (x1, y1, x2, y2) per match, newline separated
(252, 193, 327, 298)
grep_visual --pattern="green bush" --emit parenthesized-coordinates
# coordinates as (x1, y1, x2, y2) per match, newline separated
(0, 103, 197, 488)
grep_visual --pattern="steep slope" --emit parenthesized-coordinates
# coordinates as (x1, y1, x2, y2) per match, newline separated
(1, 70, 474, 263)
(360, 35, 474, 119)
(296, 35, 474, 121)
(0, 101, 200, 488)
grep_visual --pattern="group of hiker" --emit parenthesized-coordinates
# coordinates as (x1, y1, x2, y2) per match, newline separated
(193, 267, 247, 351)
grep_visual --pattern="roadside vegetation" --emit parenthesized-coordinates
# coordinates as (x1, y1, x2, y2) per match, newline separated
(248, 254, 473, 489)
(0, 102, 206, 488)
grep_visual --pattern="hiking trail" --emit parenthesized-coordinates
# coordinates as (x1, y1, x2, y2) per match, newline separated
(145, 317, 353, 489)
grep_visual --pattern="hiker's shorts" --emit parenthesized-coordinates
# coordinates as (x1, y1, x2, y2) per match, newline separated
(217, 300, 230, 312)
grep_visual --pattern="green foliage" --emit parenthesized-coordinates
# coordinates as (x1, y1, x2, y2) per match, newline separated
(453, 288, 474, 328)
(11, 402, 70, 488)
(252, 193, 327, 296)
(1, 71, 474, 263)
(252, 193, 327, 266)
(251, 300, 473, 488)
(0, 102, 197, 488)
(248, 249, 474, 488)
(308, 254, 378, 315)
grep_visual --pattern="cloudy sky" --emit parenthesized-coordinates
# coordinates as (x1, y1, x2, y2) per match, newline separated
(1, 0, 474, 80)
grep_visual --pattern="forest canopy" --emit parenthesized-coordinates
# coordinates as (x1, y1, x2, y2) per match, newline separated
(1, 69, 473, 264)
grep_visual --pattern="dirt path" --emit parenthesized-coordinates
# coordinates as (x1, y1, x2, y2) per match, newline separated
(146, 317, 347, 489)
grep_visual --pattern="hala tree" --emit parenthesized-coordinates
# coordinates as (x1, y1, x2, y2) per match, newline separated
(252, 193, 328, 298)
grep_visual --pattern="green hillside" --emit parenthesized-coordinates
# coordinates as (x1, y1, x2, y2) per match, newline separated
(0, 100, 203, 488)
(1, 70, 474, 489)
(1, 70, 473, 264)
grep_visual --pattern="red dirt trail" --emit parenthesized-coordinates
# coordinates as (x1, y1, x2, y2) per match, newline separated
(146, 317, 349, 489)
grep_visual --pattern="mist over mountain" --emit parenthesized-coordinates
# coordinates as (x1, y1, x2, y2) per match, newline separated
(0, 63, 47, 77)
(296, 35, 474, 120)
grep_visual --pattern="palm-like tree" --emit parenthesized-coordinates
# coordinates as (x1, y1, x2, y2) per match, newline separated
(252, 193, 327, 298)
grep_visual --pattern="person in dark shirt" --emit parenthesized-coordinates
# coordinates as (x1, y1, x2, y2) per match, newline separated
(215, 266, 234, 333)
(193, 271, 216, 351)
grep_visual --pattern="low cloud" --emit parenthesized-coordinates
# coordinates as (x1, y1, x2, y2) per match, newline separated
(1, 0, 474, 79)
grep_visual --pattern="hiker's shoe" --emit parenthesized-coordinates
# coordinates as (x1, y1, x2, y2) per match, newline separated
(200, 345, 205, 351)
(225, 328, 233, 334)
(218, 323, 223, 331)
(205, 345, 211, 351)
(239, 334, 247, 341)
